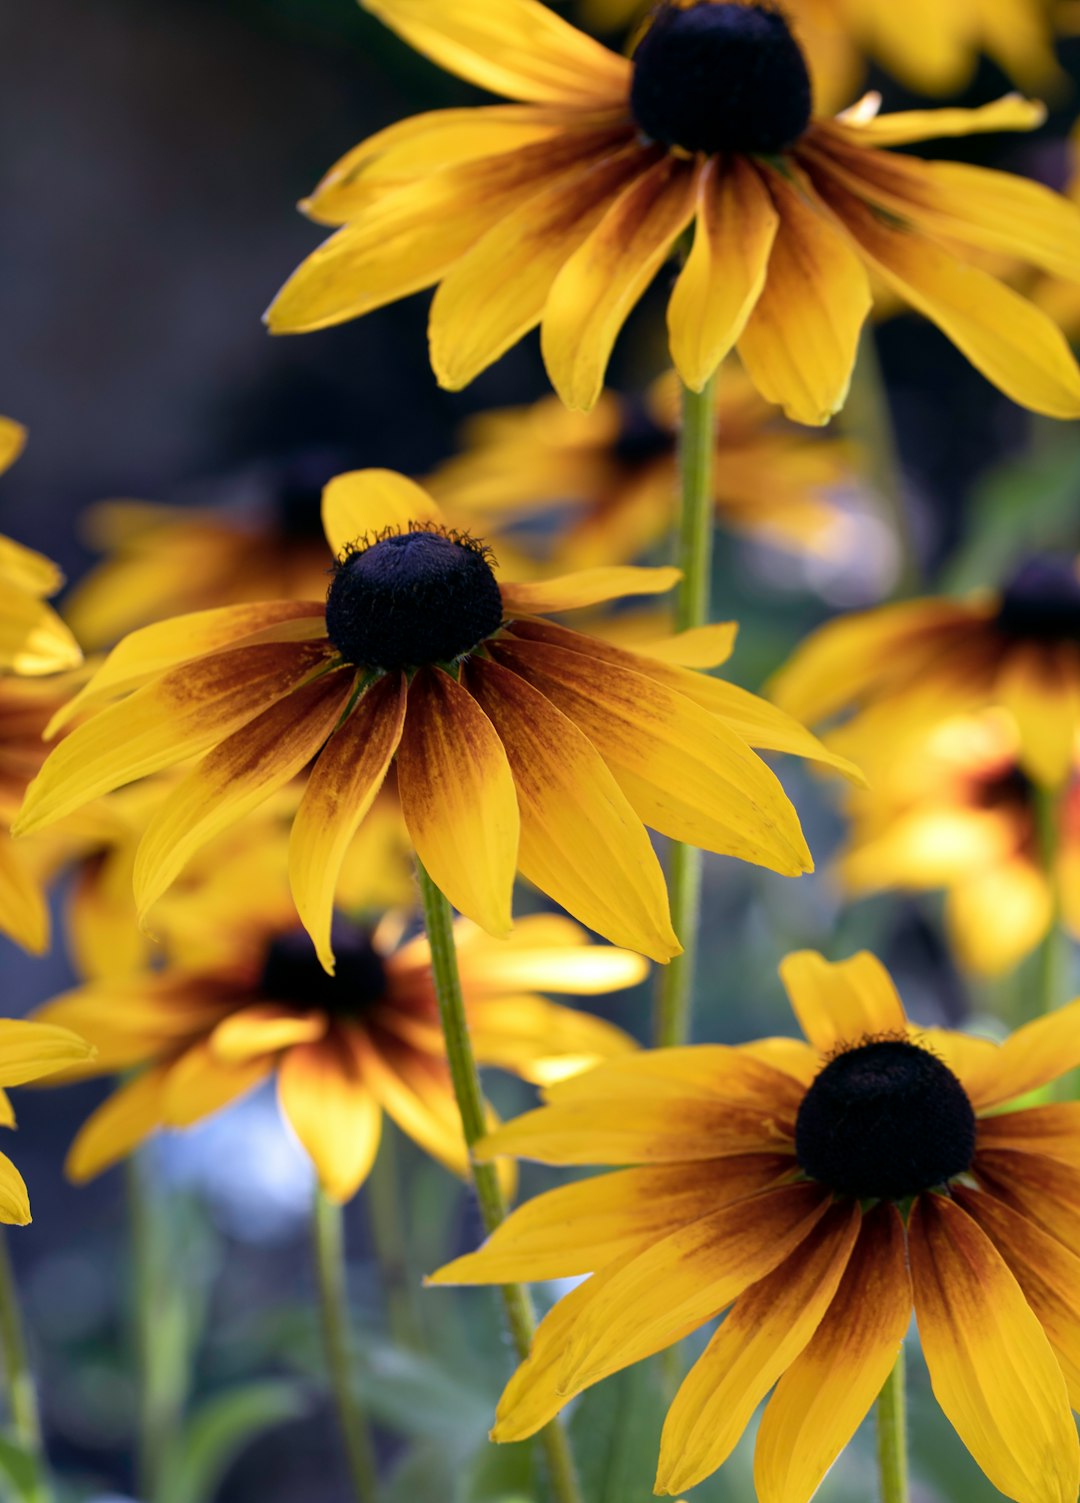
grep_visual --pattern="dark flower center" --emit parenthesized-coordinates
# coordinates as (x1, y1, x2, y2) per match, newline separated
(630, 2, 812, 157)
(612, 400, 675, 469)
(995, 556, 1080, 644)
(259, 919, 388, 1018)
(794, 1038, 976, 1201)
(325, 527, 504, 672)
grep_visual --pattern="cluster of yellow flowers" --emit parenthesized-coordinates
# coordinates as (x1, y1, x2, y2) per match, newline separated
(6, 2, 1080, 1501)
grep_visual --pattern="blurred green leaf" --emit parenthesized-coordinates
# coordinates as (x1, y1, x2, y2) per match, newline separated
(463, 1434, 535, 1503)
(157, 1380, 309, 1503)
(352, 1343, 496, 1444)
(0, 1434, 40, 1502)
(571, 1359, 667, 1503)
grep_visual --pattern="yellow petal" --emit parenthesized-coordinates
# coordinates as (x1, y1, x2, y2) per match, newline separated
(737, 170, 872, 427)
(161, 1041, 272, 1129)
(397, 667, 520, 937)
(0, 832, 49, 955)
(964, 996, 1080, 1109)
(210, 1005, 329, 1064)
(64, 844, 146, 982)
(946, 860, 1053, 977)
(542, 156, 698, 411)
(0, 533, 59, 598)
(0, 595, 82, 677)
(278, 1034, 382, 1203)
(656, 1201, 860, 1495)
(910, 1192, 1079, 1503)
(0, 1092, 16, 1131)
(0, 1019, 94, 1086)
(466, 994, 635, 1085)
(290, 674, 407, 975)
(826, 94, 1046, 148)
(754, 1202, 912, 1503)
(975, 1149, 1080, 1254)
(322, 470, 444, 557)
(633, 622, 739, 669)
(357, 1035, 470, 1177)
(668, 155, 779, 393)
(454, 904, 649, 996)
(779, 949, 907, 1053)
(996, 643, 1080, 789)
(499, 565, 679, 616)
(978, 1104, 1080, 1167)
(66, 1066, 171, 1183)
(0, 1154, 30, 1226)
(0, 420, 27, 478)
(359, 0, 630, 106)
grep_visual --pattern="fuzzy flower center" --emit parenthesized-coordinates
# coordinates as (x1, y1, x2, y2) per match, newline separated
(612, 400, 675, 469)
(794, 1038, 976, 1201)
(259, 921, 388, 1017)
(629, 2, 812, 157)
(996, 556, 1080, 644)
(325, 526, 504, 672)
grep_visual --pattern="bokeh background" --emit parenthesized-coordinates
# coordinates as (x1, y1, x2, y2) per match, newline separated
(2, 1, 1080, 1498)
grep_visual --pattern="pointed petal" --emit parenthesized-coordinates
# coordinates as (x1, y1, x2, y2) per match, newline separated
(0, 1020, 94, 1087)
(633, 622, 738, 669)
(278, 1034, 382, 1202)
(0, 420, 27, 478)
(779, 950, 907, 1053)
(66, 1066, 171, 1183)
(454, 910, 648, 995)
(322, 470, 444, 557)
(357, 1034, 470, 1177)
(210, 1005, 329, 1064)
(0, 1155, 30, 1226)
(0, 1092, 16, 1131)
(0, 596, 82, 677)
(0, 833, 49, 955)
(964, 997, 1080, 1109)
(498, 565, 680, 616)
(825, 95, 1046, 148)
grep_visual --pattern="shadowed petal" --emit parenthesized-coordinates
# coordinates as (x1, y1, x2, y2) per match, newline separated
(0, 1020, 94, 1086)
(0, 833, 48, 955)
(66, 1066, 171, 1184)
(210, 1006, 330, 1063)
(0, 1155, 30, 1226)
(278, 1033, 382, 1203)
(498, 564, 679, 615)
(978, 1105, 1080, 1167)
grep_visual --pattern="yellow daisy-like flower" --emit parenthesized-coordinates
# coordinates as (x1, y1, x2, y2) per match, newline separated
(428, 368, 854, 570)
(434, 949, 1080, 1503)
(0, 1020, 94, 1225)
(0, 420, 81, 677)
(13, 470, 854, 967)
(36, 908, 644, 1204)
(840, 710, 1080, 977)
(266, 0, 1080, 425)
(771, 556, 1080, 790)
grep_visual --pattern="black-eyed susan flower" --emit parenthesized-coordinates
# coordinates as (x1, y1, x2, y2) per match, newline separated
(434, 949, 1080, 1503)
(0, 420, 81, 677)
(266, 0, 1080, 425)
(36, 908, 645, 1204)
(771, 555, 1080, 790)
(13, 470, 854, 967)
(0, 1020, 94, 1224)
(840, 710, 1080, 977)
(428, 368, 855, 571)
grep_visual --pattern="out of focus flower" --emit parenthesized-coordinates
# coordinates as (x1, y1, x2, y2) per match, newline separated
(435, 949, 1080, 1503)
(1034, 125, 1080, 340)
(0, 420, 81, 677)
(267, 0, 1080, 425)
(840, 710, 1080, 975)
(771, 557, 1080, 789)
(15, 470, 854, 967)
(428, 369, 856, 570)
(37, 910, 644, 1204)
(0, 1020, 94, 1224)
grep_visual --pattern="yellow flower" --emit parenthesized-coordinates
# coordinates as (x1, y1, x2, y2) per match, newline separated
(433, 949, 1080, 1503)
(428, 369, 855, 570)
(14, 470, 855, 967)
(36, 910, 645, 1204)
(266, 0, 1080, 425)
(0, 1020, 94, 1225)
(771, 556, 1080, 790)
(0, 420, 81, 677)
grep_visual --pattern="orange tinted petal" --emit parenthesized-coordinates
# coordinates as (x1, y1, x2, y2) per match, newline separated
(278, 1033, 382, 1202)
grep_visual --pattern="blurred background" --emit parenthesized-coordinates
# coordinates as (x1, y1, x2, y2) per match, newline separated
(2, 0, 1080, 1499)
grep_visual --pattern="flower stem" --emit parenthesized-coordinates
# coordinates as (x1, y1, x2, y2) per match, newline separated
(1034, 784, 1068, 1024)
(846, 331, 918, 598)
(876, 1348, 909, 1503)
(127, 1152, 185, 1503)
(367, 1126, 426, 1351)
(415, 861, 584, 1503)
(312, 1185, 380, 1503)
(655, 373, 717, 1054)
(0, 1230, 49, 1503)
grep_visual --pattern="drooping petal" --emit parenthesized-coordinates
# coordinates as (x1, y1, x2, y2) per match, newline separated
(396, 667, 520, 938)
(209, 1005, 330, 1063)
(909, 1192, 1079, 1503)
(963, 997, 1080, 1109)
(668, 155, 779, 393)
(0, 1154, 30, 1226)
(465, 656, 679, 961)
(290, 674, 407, 974)
(66, 1066, 171, 1183)
(656, 1201, 860, 1495)
(737, 169, 872, 427)
(824, 95, 1046, 149)
(278, 1034, 382, 1203)
(498, 564, 680, 616)
(755, 1202, 912, 1503)
(133, 669, 353, 920)
(778, 949, 908, 1053)
(322, 470, 445, 557)
(542, 156, 699, 411)
(0, 1019, 95, 1086)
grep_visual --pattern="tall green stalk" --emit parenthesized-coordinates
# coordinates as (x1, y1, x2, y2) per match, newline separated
(0, 1230, 49, 1503)
(876, 1349, 909, 1503)
(654, 373, 717, 1052)
(127, 1152, 186, 1503)
(1034, 783, 1068, 1022)
(312, 1186, 380, 1503)
(415, 861, 583, 1503)
(366, 1126, 426, 1352)
(846, 331, 918, 598)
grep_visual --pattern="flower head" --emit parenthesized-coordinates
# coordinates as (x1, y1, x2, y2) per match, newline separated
(14, 470, 855, 968)
(0, 420, 81, 677)
(434, 949, 1080, 1503)
(267, 0, 1080, 425)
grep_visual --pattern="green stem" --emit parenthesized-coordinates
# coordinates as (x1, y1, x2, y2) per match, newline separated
(654, 374, 716, 1054)
(312, 1186, 380, 1503)
(366, 1126, 426, 1352)
(845, 331, 918, 599)
(0, 1231, 49, 1503)
(876, 1348, 909, 1503)
(415, 862, 584, 1503)
(127, 1152, 186, 1503)
(1035, 784, 1067, 1022)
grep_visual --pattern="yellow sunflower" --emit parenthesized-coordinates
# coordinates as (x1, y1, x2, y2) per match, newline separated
(428, 368, 854, 570)
(839, 710, 1080, 977)
(0, 420, 81, 677)
(13, 469, 855, 967)
(35, 908, 644, 1204)
(433, 949, 1080, 1503)
(0, 1021, 94, 1225)
(771, 556, 1080, 790)
(266, 0, 1080, 425)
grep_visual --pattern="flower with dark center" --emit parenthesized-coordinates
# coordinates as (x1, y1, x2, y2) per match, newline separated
(434, 947, 1080, 1502)
(629, 3, 812, 156)
(996, 556, 1080, 644)
(268, 0, 1080, 426)
(259, 919, 389, 1017)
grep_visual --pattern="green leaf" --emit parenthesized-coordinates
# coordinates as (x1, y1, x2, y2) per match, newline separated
(0, 1434, 41, 1502)
(157, 1380, 309, 1503)
(570, 1359, 667, 1503)
(352, 1344, 495, 1445)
